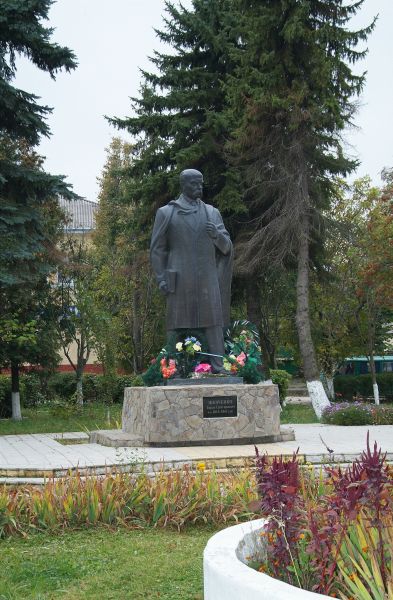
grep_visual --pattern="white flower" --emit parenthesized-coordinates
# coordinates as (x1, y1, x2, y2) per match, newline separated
(176, 342, 183, 351)
(193, 344, 201, 352)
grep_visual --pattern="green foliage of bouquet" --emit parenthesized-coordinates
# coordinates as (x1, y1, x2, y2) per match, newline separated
(224, 322, 263, 383)
(143, 322, 264, 385)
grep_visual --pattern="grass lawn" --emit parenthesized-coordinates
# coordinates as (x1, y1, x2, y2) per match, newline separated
(0, 526, 214, 599)
(280, 403, 319, 424)
(0, 404, 122, 436)
(0, 402, 319, 437)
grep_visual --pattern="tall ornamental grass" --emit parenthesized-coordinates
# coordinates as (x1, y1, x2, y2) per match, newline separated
(0, 466, 257, 538)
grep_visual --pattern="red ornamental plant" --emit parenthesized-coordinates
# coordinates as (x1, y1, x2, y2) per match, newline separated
(253, 448, 306, 586)
(319, 432, 392, 595)
(254, 434, 393, 596)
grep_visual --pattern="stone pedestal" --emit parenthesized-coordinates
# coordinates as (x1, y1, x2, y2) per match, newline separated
(119, 382, 283, 447)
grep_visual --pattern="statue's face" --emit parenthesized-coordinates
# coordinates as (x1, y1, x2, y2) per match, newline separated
(182, 175, 203, 201)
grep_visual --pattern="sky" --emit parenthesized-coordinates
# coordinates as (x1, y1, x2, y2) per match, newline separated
(14, 0, 393, 203)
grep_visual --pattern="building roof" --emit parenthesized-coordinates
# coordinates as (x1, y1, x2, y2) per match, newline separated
(59, 198, 98, 232)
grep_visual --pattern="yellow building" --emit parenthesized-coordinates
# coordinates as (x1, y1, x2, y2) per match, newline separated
(56, 198, 101, 373)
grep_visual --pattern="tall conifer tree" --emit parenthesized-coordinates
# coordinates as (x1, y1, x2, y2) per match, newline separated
(109, 0, 243, 234)
(226, 0, 375, 415)
(0, 0, 77, 286)
(0, 0, 76, 418)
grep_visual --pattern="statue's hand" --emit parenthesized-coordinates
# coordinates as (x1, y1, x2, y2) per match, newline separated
(206, 221, 218, 239)
(159, 280, 169, 295)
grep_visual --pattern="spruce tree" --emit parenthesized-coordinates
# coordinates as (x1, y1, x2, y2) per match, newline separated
(109, 0, 243, 234)
(226, 0, 375, 415)
(0, 0, 77, 287)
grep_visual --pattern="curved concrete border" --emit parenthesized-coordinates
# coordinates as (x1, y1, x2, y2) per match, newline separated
(204, 519, 330, 600)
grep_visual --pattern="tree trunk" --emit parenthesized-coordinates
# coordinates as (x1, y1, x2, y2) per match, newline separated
(368, 352, 379, 405)
(11, 361, 22, 421)
(75, 371, 83, 406)
(325, 376, 335, 401)
(296, 218, 330, 418)
(132, 287, 143, 372)
(76, 339, 84, 406)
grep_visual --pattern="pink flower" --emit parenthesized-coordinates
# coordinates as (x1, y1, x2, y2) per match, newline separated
(195, 363, 212, 374)
(236, 352, 246, 366)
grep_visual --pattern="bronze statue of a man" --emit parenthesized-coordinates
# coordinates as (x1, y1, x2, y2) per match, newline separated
(150, 169, 233, 372)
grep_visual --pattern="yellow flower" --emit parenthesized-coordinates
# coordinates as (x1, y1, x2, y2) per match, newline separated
(196, 462, 206, 472)
(176, 342, 183, 351)
(193, 344, 201, 352)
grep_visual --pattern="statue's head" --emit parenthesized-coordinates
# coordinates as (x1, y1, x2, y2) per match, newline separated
(180, 169, 203, 201)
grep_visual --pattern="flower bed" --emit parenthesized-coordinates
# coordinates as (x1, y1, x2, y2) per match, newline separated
(204, 520, 329, 600)
(322, 401, 393, 425)
(205, 437, 393, 599)
(247, 434, 393, 598)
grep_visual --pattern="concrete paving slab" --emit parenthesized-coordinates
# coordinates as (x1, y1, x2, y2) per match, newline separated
(0, 424, 392, 483)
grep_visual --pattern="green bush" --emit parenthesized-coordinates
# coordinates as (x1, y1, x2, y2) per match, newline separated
(47, 372, 141, 404)
(321, 401, 393, 426)
(322, 404, 372, 425)
(371, 405, 393, 425)
(82, 374, 102, 402)
(0, 375, 11, 418)
(334, 373, 393, 401)
(0, 371, 142, 415)
(48, 372, 77, 400)
(21, 373, 46, 407)
(113, 375, 137, 402)
(270, 369, 292, 404)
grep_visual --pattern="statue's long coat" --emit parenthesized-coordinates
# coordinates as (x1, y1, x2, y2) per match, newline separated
(150, 195, 233, 330)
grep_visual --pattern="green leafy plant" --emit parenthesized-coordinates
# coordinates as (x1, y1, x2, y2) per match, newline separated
(270, 369, 292, 404)
(0, 375, 11, 418)
(322, 403, 393, 426)
(225, 324, 263, 383)
(0, 467, 258, 538)
(322, 403, 373, 425)
(336, 512, 393, 600)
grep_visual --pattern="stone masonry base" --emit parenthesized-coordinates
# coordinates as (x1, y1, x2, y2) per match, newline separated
(90, 383, 295, 447)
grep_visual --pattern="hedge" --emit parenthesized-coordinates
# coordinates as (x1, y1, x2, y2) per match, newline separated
(0, 376, 12, 418)
(0, 372, 144, 412)
(334, 373, 393, 401)
(47, 373, 142, 404)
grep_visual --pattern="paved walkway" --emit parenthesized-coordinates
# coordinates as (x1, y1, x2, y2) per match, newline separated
(1, 424, 392, 483)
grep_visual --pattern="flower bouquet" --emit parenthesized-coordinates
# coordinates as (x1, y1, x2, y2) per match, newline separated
(174, 336, 202, 378)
